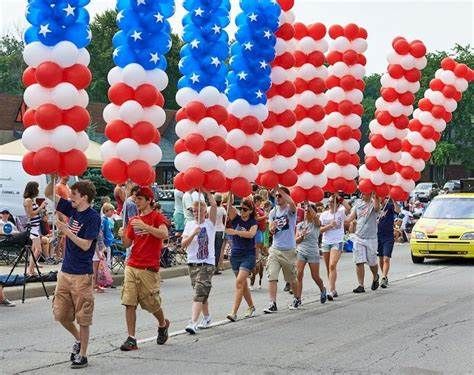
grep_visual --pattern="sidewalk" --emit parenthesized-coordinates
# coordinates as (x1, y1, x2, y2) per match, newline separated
(0, 261, 231, 301)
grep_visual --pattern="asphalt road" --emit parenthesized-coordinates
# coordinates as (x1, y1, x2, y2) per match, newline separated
(1, 244, 473, 375)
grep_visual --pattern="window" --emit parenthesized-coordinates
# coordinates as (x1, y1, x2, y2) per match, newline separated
(423, 198, 474, 219)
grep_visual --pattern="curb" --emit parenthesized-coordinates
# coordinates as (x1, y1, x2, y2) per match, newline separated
(6, 261, 231, 302)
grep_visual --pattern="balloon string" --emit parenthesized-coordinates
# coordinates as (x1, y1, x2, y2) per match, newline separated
(122, 183, 128, 230)
(52, 176, 56, 241)
(198, 189, 202, 224)
(222, 192, 233, 239)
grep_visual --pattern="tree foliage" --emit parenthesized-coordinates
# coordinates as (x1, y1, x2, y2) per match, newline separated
(0, 35, 25, 94)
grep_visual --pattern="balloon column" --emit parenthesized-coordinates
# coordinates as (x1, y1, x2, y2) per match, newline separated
(223, 0, 281, 198)
(22, 0, 92, 176)
(359, 37, 427, 197)
(324, 24, 367, 194)
(290, 23, 328, 203)
(173, 0, 230, 192)
(101, 0, 174, 186)
(258, 0, 298, 189)
(390, 58, 473, 201)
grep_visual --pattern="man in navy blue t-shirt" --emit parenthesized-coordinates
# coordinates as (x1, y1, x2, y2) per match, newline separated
(377, 198, 400, 289)
(46, 178, 100, 369)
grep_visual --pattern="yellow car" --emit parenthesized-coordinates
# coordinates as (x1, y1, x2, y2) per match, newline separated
(410, 193, 474, 263)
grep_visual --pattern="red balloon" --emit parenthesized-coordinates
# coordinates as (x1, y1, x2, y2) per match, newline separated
(390, 186, 408, 202)
(344, 23, 359, 40)
(279, 170, 297, 187)
(308, 51, 325, 67)
(35, 62, 63, 88)
(144, 168, 157, 186)
(33, 147, 60, 174)
(293, 22, 307, 39)
(307, 187, 324, 203)
(394, 115, 409, 130)
(352, 104, 364, 116)
(235, 146, 255, 165)
(290, 187, 306, 204)
(277, 0, 294, 12)
(185, 134, 206, 154)
(440, 58, 456, 71)
(323, 179, 335, 193)
(231, 177, 252, 198)
(377, 111, 393, 126)
(275, 53, 295, 70)
(335, 151, 351, 166)
(333, 177, 347, 192)
(307, 159, 324, 175)
(326, 51, 343, 66)
(420, 126, 435, 140)
(176, 108, 187, 122)
(343, 50, 358, 65)
(105, 120, 131, 143)
(22, 152, 40, 175)
(324, 127, 337, 139)
(405, 68, 421, 83)
(387, 138, 402, 152)
(388, 64, 404, 79)
(294, 132, 306, 147)
(366, 156, 380, 171)
(431, 105, 445, 119)
(61, 149, 88, 176)
(381, 88, 398, 102)
(23, 109, 36, 128)
(371, 134, 386, 149)
(358, 179, 374, 194)
(202, 170, 225, 191)
(352, 129, 362, 141)
(357, 54, 367, 66)
(393, 39, 410, 55)
(184, 168, 205, 190)
(340, 75, 356, 91)
(221, 145, 235, 160)
(346, 180, 358, 194)
(454, 63, 469, 79)
(278, 110, 296, 127)
(226, 115, 240, 131)
(324, 152, 335, 164)
(102, 158, 128, 184)
(207, 105, 228, 124)
(62, 106, 89, 132)
(294, 160, 306, 175)
(307, 133, 325, 148)
(293, 52, 307, 68)
(328, 24, 344, 39)
(22, 67, 37, 87)
(206, 136, 226, 156)
(135, 84, 158, 107)
(400, 166, 415, 180)
(429, 79, 445, 92)
(275, 23, 294, 41)
(410, 146, 424, 159)
(338, 100, 353, 115)
(337, 126, 352, 140)
(381, 161, 396, 175)
(442, 85, 457, 99)
(260, 171, 279, 189)
(108, 83, 134, 105)
(240, 116, 260, 134)
(410, 42, 426, 58)
(35, 104, 61, 130)
(418, 98, 433, 111)
(174, 172, 191, 192)
(128, 160, 153, 186)
(132, 121, 158, 145)
(375, 184, 390, 198)
(325, 75, 341, 89)
(278, 141, 296, 157)
(186, 101, 207, 122)
(358, 27, 368, 39)
(308, 77, 326, 94)
(64, 64, 92, 90)
(174, 139, 186, 154)
(260, 141, 278, 158)
(350, 154, 361, 165)
(307, 105, 325, 121)
(155, 92, 165, 107)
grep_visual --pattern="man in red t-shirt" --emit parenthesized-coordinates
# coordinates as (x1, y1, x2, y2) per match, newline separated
(118, 187, 170, 351)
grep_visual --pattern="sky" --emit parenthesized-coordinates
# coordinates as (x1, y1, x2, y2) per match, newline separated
(0, 0, 472, 74)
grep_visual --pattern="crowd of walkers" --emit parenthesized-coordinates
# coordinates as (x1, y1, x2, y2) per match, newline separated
(0, 176, 406, 369)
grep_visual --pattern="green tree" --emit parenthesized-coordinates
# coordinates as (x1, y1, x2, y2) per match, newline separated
(0, 34, 25, 94)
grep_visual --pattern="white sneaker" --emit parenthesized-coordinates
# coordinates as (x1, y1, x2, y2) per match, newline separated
(185, 321, 199, 335)
(197, 315, 212, 329)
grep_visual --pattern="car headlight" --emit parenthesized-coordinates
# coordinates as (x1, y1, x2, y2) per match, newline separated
(460, 232, 474, 240)
(414, 231, 427, 239)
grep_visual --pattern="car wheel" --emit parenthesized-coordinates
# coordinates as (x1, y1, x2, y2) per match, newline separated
(411, 254, 424, 264)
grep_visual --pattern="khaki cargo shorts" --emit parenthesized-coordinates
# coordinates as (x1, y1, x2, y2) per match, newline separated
(121, 266, 162, 314)
(266, 247, 297, 283)
(189, 264, 215, 303)
(53, 272, 94, 326)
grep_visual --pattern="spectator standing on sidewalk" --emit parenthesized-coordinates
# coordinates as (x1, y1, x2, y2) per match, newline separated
(181, 191, 218, 334)
(45, 178, 101, 369)
(118, 187, 170, 351)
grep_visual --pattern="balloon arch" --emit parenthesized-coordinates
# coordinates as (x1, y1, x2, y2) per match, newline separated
(21, 0, 473, 202)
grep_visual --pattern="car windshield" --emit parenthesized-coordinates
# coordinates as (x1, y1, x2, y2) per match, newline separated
(423, 198, 474, 219)
(415, 183, 432, 191)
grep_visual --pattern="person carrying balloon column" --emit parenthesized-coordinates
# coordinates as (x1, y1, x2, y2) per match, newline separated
(118, 187, 170, 351)
(319, 193, 352, 300)
(181, 191, 218, 334)
(346, 193, 381, 293)
(45, 178, 101, 369)
(377, 197, 400, 288)
(225, 198, 258, 322)
(264, 187, 300, 313)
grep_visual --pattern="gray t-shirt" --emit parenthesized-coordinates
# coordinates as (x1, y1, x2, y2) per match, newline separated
(296, 221, 320, 257)
(269, 205, 297, 251)
(353, 199, 378, 239)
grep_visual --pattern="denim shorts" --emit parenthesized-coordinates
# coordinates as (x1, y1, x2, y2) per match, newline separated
(296, 252, 320, 264)
(230, 253, 256, 273)
(321, 242, 344, 253)
(377, 238, 395, 258)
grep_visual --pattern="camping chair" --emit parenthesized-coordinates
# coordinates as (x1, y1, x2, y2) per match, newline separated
(111, 241, 126, 274)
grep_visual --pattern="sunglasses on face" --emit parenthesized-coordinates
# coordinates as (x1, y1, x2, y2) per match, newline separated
(275, 194, 282, 198)
(241, 207, 251, 212)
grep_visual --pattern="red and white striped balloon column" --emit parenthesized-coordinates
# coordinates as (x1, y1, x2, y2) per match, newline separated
(258, 0, 298, 189)
(22, 42, 92, 176)
(290, 22, 328, 204)
(359, 37, 427, 197)
(390, 58, 473, 201)
(323, 24, 367, 194)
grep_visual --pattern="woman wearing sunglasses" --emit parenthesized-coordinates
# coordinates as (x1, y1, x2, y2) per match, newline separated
(295, 203, 328, 304)
(225, 198, 258, 322)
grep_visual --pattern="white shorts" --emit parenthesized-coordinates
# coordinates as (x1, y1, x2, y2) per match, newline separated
(352, 237, 378, 266)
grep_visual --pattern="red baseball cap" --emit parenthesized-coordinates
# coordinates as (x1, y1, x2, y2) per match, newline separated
(136, 187, 154, 201)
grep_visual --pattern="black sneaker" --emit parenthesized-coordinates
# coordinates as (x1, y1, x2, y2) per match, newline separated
(327, 291, 334, 301)
(283, 282, 291, 292)
(70, 341, 80, 362)
(371, 274, 380, 291)
(333, 291, 338, 298)
(120, 336, 138, 351)
(70, 355, 88, 369)
(263, 302, 278, 314)
(157, 319, 170, 345)
(353, 285, 365, 293)
(320, 288, 327, 304)
(288, 298, 301, 310)
(381, 276, 388, 289)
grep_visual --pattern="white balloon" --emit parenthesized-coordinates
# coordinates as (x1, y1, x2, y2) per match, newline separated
(346, 89, 363, 104)
(77, 49, 91, 67)
(147, 69, 168, 91)
(414, 56, 427, 70)
(299, 91, 328, 107)
(382, 125, 397, 140)
(139, 144, 162, 166)
(351, 38, 368, 53)
(75, 131, 89, 152)
(24, 84, 51, 109)
(253, 104, 269, 122)
(197, 117, 219, 139)
(332, 36, 351, 52)
(228, 99, 250, 118)
(299, 37, 318, 54)
(299, 64, 328, 80)
(341, 165, 358, 180)
(77, 90, 89, 108)
(331, 62, 350, 78)
(358, 165, 370, 179)
(371, 170, 385, 186)
(50, 125, 78, 152)
(246, 134, 263, 152)
(239, 164, 258, 182)
(313, 145, 327, 161)
(345, 139, 360, 154)
(175, 152, 195, 172)
(270, 66, 287, 85)
(272, 156, 289, 174)
(325, 163, 341, 179)
(51, 83, 79, 109)
(350, 64, 366, 80)
(225, 159, 242, 179)
(439, 70, 456, 85)
(298, 172, 314, 189)
(257, 156, 272, 173)
(400, 55, 416, 70)
(453, 77, 468, 92)
(51, 41, 79, 68)
(313, 173, 327, 188)
(274, 38, 287, 56)
(216, 157, 226, 173)
(107, 67, 123, 86)
(103, 104, 120, 123)
(297, 145, 316, 162)
(22, 126, 50, 151)
(23, 42, 51, 67)
(269, 126, 288, 144)
(116, 139, 140, 163)
(217, 125, 227, 139)
(122, 63, 147, 89)
(142, 106, 166, 128)
(119, 101, 144, 125)
(100, 141, 117, 161)
(176, 88, 198, 107)
(267, 96, 288, 114)
(326, 87, 346, 103)
(378, 148, 392, 163)
(326, 137, 343, 153)
(199, 86, 221, 107)
(227, 129, 246, 148)
(326, 112, 344, 127)
(175, 119, 193, 139)
(197, 151, 218, 172)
